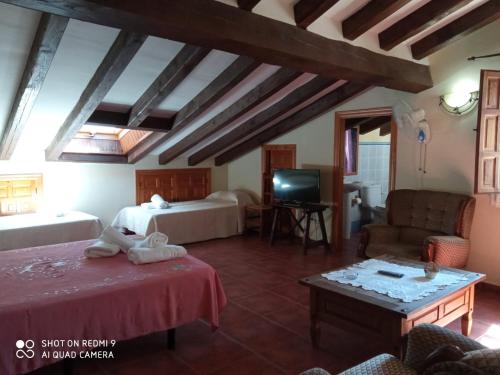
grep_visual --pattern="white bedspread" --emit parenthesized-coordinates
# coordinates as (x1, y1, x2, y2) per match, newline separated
(0, 211, 103, 251)
(112, 199, 243, 244)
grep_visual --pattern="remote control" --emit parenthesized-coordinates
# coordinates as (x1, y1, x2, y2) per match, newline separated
(377, 270, 404, 278)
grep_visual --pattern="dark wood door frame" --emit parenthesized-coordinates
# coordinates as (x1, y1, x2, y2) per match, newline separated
(332, 107, 397, 251)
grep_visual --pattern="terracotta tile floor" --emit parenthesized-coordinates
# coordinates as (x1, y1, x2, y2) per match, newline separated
(31, 235, 500, 375)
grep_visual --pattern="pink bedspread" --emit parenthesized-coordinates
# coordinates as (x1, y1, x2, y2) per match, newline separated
(0, 239, 227, 375)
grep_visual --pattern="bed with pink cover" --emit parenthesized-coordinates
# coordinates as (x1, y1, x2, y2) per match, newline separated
(0, 239, 227, 375)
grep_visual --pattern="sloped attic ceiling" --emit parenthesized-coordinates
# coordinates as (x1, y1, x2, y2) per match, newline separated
(0, 0, 498, 165)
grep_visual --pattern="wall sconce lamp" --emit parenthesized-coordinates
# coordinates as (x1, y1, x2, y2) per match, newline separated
(439, 90, 479, 115)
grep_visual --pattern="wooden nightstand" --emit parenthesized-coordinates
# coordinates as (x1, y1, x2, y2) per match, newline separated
(244, 204, 272, 239)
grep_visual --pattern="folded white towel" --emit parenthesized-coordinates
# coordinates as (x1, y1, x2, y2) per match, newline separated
(84, 240, 120, 258)
(135, 232, 169, 248)
(151, 194, 170, 209)
(127, 245, 187, 265)
(100, 226, 135, 252)
(141, 202, 154, 209)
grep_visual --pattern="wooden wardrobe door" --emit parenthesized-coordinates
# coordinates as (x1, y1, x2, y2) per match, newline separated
(261, 145, 296, 204)
(475, 70, 500, 194)
(0, 175, 42, 215)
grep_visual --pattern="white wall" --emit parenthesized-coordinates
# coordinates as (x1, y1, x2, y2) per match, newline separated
(403, 20, 500, 286)
(227, 19, 500, 285)
(228, 88, 403, 239)
(0, 156, 228, 225)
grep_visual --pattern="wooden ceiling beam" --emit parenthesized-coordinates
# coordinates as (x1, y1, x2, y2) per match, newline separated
(0, 0, 432, 92)
(411, 1, 500, 60)
(342, 0, 411, 41)
(215, 82, 371, 165)
(358, 116, 391, 134)
(87, 109, 173, 132)
(127, 56, 262, 163)
(0, 13, 68, 160)
(127, 45, 209, 128)
(44, 31, 146, 161)
(188, 76, 338, 166)
(379, 122, 392, 136)
(172, 56, 260, 131)
(58, 152, 129, 164)
(379, 0, 472, 51)
(158, 68, 302, 165)
(345, 117, 371, 130)
(237, 0, 260, 11)
(294, 0, 340, 29)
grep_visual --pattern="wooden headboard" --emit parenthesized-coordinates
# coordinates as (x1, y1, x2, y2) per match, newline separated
(135, 168, 211, 204)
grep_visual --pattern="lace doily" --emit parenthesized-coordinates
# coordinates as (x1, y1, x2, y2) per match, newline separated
(321, 259, 468, 303)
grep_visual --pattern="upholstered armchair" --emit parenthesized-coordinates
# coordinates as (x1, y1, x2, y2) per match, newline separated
(302, 324, 499, 375)
(358, 189, 475, 268)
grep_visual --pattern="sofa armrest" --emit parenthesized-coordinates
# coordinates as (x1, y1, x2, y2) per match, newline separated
(359, 224, 400, 257)
(404, 324, 485, 371)
(423, 236, 471, 268)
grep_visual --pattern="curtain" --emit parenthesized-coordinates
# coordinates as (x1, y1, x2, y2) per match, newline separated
(345, 129, 354, 173)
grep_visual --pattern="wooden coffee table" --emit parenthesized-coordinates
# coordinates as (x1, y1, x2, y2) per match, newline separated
(299, 256, 485, 357)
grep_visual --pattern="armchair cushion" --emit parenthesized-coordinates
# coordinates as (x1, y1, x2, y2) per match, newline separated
(422, 361, 485, 374)
(360, 190, 475, 267)
(404, 324, 485, 370)
(424, 236, 471, 268)
(363, 224, 400, 243)
(388, 190, 472, 236)
(366, 243, 422, 260)
(300, 368, 332, 375)
(461, 349, 500, 372)
(338, 354, 416, 375)
(418, 344, 466, 374)
(422, 348, 500, 374)
(400, 227, 442, 246)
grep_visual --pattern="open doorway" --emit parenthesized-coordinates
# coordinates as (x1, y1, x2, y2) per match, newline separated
(332, 108, 397, 251)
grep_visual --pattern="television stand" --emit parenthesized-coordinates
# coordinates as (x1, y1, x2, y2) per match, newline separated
(269, 202, 330, 253)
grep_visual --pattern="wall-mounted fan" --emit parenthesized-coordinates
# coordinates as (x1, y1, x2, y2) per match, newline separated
(392, 100, 431, 173)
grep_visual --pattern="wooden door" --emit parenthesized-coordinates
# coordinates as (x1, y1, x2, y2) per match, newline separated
(261, 145, 296, 204)
(475, 70, 500, 194)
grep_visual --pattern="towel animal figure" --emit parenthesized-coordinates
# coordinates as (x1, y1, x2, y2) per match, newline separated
(135, 232, 169, 248)
(127, 231, 186, 265)
(84, 240, 120, 258)
(100, 226, 135, 252)
(140, 195, 170, 209)
(151, 194, 170, 209)
(128, 245, 187, 265)
(84, 226, 135, 258)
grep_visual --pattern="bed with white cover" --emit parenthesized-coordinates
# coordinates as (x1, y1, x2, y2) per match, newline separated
(0, 211, 103, 251)
(112, 191, 254, 244)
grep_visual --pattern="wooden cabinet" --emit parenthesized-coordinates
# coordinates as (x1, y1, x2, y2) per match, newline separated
(136, 168, 211, 204)
(244, 204, 272, 239)
(261, 144, 296, 205)
(0, 174, 43, 216)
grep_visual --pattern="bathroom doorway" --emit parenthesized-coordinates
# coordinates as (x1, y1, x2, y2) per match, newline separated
(331, 108, 397, 251)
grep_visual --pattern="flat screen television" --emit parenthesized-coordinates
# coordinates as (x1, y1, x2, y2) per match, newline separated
(272, 168, 320, 204)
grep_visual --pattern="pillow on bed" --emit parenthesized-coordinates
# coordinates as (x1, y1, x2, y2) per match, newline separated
(206, 190, 254, 206)
(231, 190, 254, 206)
